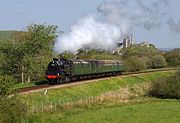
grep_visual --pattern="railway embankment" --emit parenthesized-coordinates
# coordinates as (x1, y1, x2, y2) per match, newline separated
(18, 67, 177, 94)
(21, 70, 180, 123)
(20, 70, 175, 107)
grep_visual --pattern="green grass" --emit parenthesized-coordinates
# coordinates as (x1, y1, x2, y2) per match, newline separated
(20, 71, 174, 105)
(21, 71, 179, 123)
(24, 99, 180, 123)
(66, 100, 180, 123)
(13, 80, 47, 89)
(14, 82, 36, 89)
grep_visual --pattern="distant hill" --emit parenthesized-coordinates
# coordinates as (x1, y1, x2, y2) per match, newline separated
(0, 30, 18, 40)
(158, 48, 179, 51)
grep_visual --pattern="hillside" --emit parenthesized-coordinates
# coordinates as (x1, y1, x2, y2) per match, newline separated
(0, 30, 18, 40)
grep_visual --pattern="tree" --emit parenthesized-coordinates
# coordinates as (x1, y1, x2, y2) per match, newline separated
(77, 49, 121, 60)
(164, 48, 180, 67)
(0, 51, 6, 74)
(121, 45, 159, 59)
(152, 55, 167, 68)
(150, 69, 180, 99)
(142, 56, 153, 69)
(1, 24, 58, 83)
(59, 51, 76, 59)
(25, 24, 58, 82)
(124, 56, 147, 72)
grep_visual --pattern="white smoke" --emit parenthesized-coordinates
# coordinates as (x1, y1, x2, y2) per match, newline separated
(54, 15, 122, 53)
(97, 0, 168, 30)
(54, 1, 131, 54)
(97, 0, 131, 33)
(54, 0, 178, 54)
(167, 18, 180, 33)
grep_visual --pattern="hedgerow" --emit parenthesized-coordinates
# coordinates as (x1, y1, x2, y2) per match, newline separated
(149, 69, 180, 99)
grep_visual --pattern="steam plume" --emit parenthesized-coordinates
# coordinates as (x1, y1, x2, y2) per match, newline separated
(54, 0, 178, 54)
(54, 15, 122, 53)
(167, 18, 180, 33)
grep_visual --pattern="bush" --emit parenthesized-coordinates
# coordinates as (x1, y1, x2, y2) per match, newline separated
(149, 69, 180, 99)
(0, 75, 15, 96)
(164, 48, 180, 67)
(124, 56, 147, 72)
(0, 75, 27, 123)
(141, 56, 152, 69)
(77, 49, 120, 60)
(0, 97, 27, 123)
(121, 45, 159, 59)
(151, 55, 167, 68)
(59, 52, 76, 59)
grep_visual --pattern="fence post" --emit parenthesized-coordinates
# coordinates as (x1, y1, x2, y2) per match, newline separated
(36, 101, 38, 113)
(31, 102, 33, 113)
(58, 99, 60, 109)
(26, 101, 28, 108)
(54, 101, 56, 110)
(50, 101, 53, 111)
(41, 101, 43, 113)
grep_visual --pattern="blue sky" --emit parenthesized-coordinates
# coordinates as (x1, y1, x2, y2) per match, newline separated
(0, 0, 180, 48)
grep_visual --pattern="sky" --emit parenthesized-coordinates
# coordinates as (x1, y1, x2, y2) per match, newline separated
(0, 0, 180, 48)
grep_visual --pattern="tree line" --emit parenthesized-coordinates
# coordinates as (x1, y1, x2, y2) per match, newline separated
(0, 24, 58, 83)
(0, 24, 59, 122)
(0, 24, 180, 83)
(121, 45, 180, 72)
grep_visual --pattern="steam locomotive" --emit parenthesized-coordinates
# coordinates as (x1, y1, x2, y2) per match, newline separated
(45, 58, 124, 84)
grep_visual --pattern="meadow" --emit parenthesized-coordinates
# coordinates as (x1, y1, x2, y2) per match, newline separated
(21, 71, 173, 105)
(26, 100, 180, 123)
(20, 70, 180, 123)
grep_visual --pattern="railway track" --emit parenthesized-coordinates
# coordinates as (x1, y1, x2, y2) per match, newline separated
(18, 67, 177, 94)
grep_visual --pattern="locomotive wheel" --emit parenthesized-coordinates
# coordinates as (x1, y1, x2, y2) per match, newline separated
(58, 79, 63, 84)
(49, 79, 54, 85)
(64, 76, 70, 83)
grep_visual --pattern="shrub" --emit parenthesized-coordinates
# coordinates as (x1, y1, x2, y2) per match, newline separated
(141, 56, 152, 69)
(0, 75, 27, 123)
(149, 69, 180, 99)
(77, 49, 120, 60)
(151, 55, 167, 68)
(59, 52, 76, 59)
(164, 48, 180, 67)
(0, 97, 27, 123)
(0, 75, 15, 96)
(121, 45, 159, 59)
(124, 56, 147, 72)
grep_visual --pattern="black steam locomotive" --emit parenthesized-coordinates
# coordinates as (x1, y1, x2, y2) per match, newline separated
(45, 58, 124, 84)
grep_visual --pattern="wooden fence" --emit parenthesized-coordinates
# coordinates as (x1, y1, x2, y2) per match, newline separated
(25, 85, 146, 113)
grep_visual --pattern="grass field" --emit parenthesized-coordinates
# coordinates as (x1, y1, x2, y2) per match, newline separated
(69, 100, 179, 123)
(13, 80, 47, 89)
(20, 70, 180, 123)
(25, 99, 180, 123)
